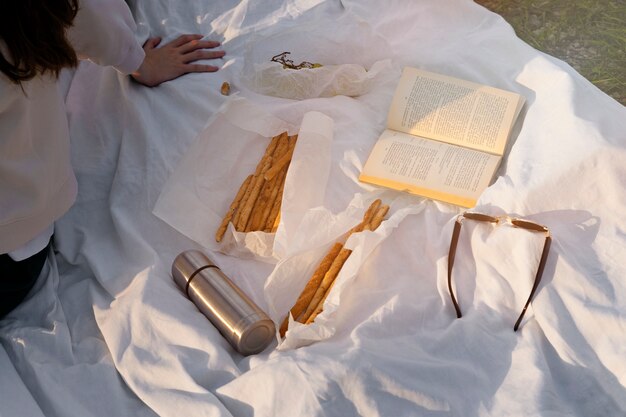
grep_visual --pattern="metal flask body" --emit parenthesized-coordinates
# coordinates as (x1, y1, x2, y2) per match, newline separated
(171, 250, 275, 355)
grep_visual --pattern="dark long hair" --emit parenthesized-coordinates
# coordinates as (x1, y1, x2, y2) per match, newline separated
(0, 0, 79, 84)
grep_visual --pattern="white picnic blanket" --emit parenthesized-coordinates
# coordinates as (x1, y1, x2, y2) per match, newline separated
(2, 1, 626, 416)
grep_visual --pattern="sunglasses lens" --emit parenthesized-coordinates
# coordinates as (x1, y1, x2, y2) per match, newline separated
(464, 212, 497, 222)
(511, 219, 547, 232)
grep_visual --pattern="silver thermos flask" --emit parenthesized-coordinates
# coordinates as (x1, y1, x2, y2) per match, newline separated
(171, 250, 275, 355)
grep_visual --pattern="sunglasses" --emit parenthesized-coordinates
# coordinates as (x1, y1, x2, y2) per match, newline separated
(447, 212, 552, 331)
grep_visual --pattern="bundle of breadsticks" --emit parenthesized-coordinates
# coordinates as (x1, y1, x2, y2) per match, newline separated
(279, 199, 389, 337)
(215, 132, 297, 242)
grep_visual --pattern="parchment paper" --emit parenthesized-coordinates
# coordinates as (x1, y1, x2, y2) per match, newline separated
(153, 97, 334, 262)
(265, 191, 427, 350)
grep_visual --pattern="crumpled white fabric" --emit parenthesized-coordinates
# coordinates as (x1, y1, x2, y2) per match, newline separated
(3, 0, 626, 417)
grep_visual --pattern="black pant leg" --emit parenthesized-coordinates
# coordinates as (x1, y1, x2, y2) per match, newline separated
(0, 241, 50, 319)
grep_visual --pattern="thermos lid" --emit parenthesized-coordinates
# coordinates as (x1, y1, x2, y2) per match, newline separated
(171, 250, 214, 293)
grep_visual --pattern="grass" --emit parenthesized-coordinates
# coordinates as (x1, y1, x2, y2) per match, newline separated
(475, 0, 626, 105)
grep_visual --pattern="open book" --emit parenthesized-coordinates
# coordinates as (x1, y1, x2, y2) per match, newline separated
(359, 67, 525, 207)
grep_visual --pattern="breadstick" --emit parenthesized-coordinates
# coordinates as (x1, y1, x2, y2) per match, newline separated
(264, 135, 297, 181)
(305, 297, 325, 324)
(264, 148, 292, 181)
(363, 199, 382, 223)
(215, 174, 253, 242)
(367, 204, 389, 231)
(279, 242, 343, 337)
(236, 132, 289, 231)
(246, 133, 289, 229)
(304, 277, 337, 324)
(264, 138, 296, 231)
(347, 199, 381, 235)
(247, 175, 275, 232)
(298, 246, 353, 324)
(231, 134, 281, 229)
(271, 211, 281, 233)
(256, 165, 287, 231)
(295, 199, 389, 327)
(256, 133, 283, 175)
(238, 157, 272, 231)
(232, 188, 250, 231)
(265, 168, 287, 231)
(243, 133, 291, 231)
(258, 134, 294, 225)
(271, 132, 290, 164)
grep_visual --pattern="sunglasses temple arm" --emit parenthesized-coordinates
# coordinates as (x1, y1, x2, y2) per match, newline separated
(448, 219, 463, 318)
(514, 235, 552, 331)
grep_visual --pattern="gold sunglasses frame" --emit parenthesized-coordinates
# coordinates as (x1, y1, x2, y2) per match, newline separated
(447, 212, 552, 331)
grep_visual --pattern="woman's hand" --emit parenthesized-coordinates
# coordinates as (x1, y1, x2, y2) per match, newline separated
(131, 34, 225, 87)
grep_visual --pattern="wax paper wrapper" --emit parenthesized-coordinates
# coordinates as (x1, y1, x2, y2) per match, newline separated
(240, 14, 393, 100)
(264, 191, 427, 350)
(243, 60, 392, 100)
(153, 97, 333, 262)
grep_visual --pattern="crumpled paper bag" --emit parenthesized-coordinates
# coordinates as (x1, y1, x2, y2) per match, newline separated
(240, 15, 393, 100)
(264, 191, 427, 350)
(153, 97, 333, 262)
(244, 60, 392, 100)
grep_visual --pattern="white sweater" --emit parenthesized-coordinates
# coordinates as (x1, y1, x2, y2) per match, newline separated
(0, 0, 145, 255)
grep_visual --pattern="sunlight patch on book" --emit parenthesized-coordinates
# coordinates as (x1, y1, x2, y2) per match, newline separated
(360, 67, 525, 208)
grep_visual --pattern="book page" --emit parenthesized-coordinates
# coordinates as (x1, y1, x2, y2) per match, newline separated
(387, 67, 524, 155)
(359, 130, 502, 207)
